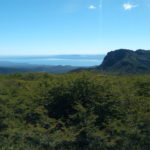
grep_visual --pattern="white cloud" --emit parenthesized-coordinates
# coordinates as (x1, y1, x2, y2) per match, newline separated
(123, 3, 137, 10)
(88, 5, 96, 9)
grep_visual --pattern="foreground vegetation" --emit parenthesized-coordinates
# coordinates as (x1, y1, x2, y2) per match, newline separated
(0, 72, 150, 150)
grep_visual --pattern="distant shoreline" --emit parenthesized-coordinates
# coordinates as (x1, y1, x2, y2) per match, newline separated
(0, 54, 105, 67)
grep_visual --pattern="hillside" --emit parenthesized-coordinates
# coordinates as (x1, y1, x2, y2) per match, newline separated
(96, 49, 150, 74)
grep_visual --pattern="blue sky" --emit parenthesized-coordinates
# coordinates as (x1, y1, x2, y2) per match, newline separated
(0, 0, 150, 55)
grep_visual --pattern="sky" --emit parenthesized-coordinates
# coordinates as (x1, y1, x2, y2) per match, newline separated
(0, 0, 150, 55)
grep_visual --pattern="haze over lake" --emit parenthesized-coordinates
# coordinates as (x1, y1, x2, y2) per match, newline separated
(0, 55, 105, 67)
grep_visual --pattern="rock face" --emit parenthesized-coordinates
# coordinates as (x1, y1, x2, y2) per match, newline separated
(97, 49, 150, 74)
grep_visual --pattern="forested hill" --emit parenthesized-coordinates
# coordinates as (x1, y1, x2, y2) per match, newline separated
(96, 49, 150, 74)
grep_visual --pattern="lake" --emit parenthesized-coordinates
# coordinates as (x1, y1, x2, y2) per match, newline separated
(0, 55, 105, 67)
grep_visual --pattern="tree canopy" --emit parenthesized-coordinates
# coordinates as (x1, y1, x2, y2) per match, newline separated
(0, 72, 150, 150)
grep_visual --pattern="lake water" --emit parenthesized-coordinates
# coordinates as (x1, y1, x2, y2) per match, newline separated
(0, 55, 105, 67)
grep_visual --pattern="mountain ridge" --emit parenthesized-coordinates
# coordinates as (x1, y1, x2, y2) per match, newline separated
(95, 49, 150, 74)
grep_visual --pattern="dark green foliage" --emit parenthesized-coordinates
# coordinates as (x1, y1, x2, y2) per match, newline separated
(96, 49, 150, 74)
(0, 72, 149, 150)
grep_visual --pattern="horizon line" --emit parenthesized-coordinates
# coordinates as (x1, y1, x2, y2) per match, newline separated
(0, 53, 106, 56)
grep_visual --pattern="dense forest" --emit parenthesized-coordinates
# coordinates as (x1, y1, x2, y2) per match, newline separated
(0, 71, 150, 150)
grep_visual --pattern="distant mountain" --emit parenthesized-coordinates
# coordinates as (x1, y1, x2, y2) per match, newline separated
(0, 54, 104, 74)
(95, 49, 150, 74)
(1, 50, 150, 74)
